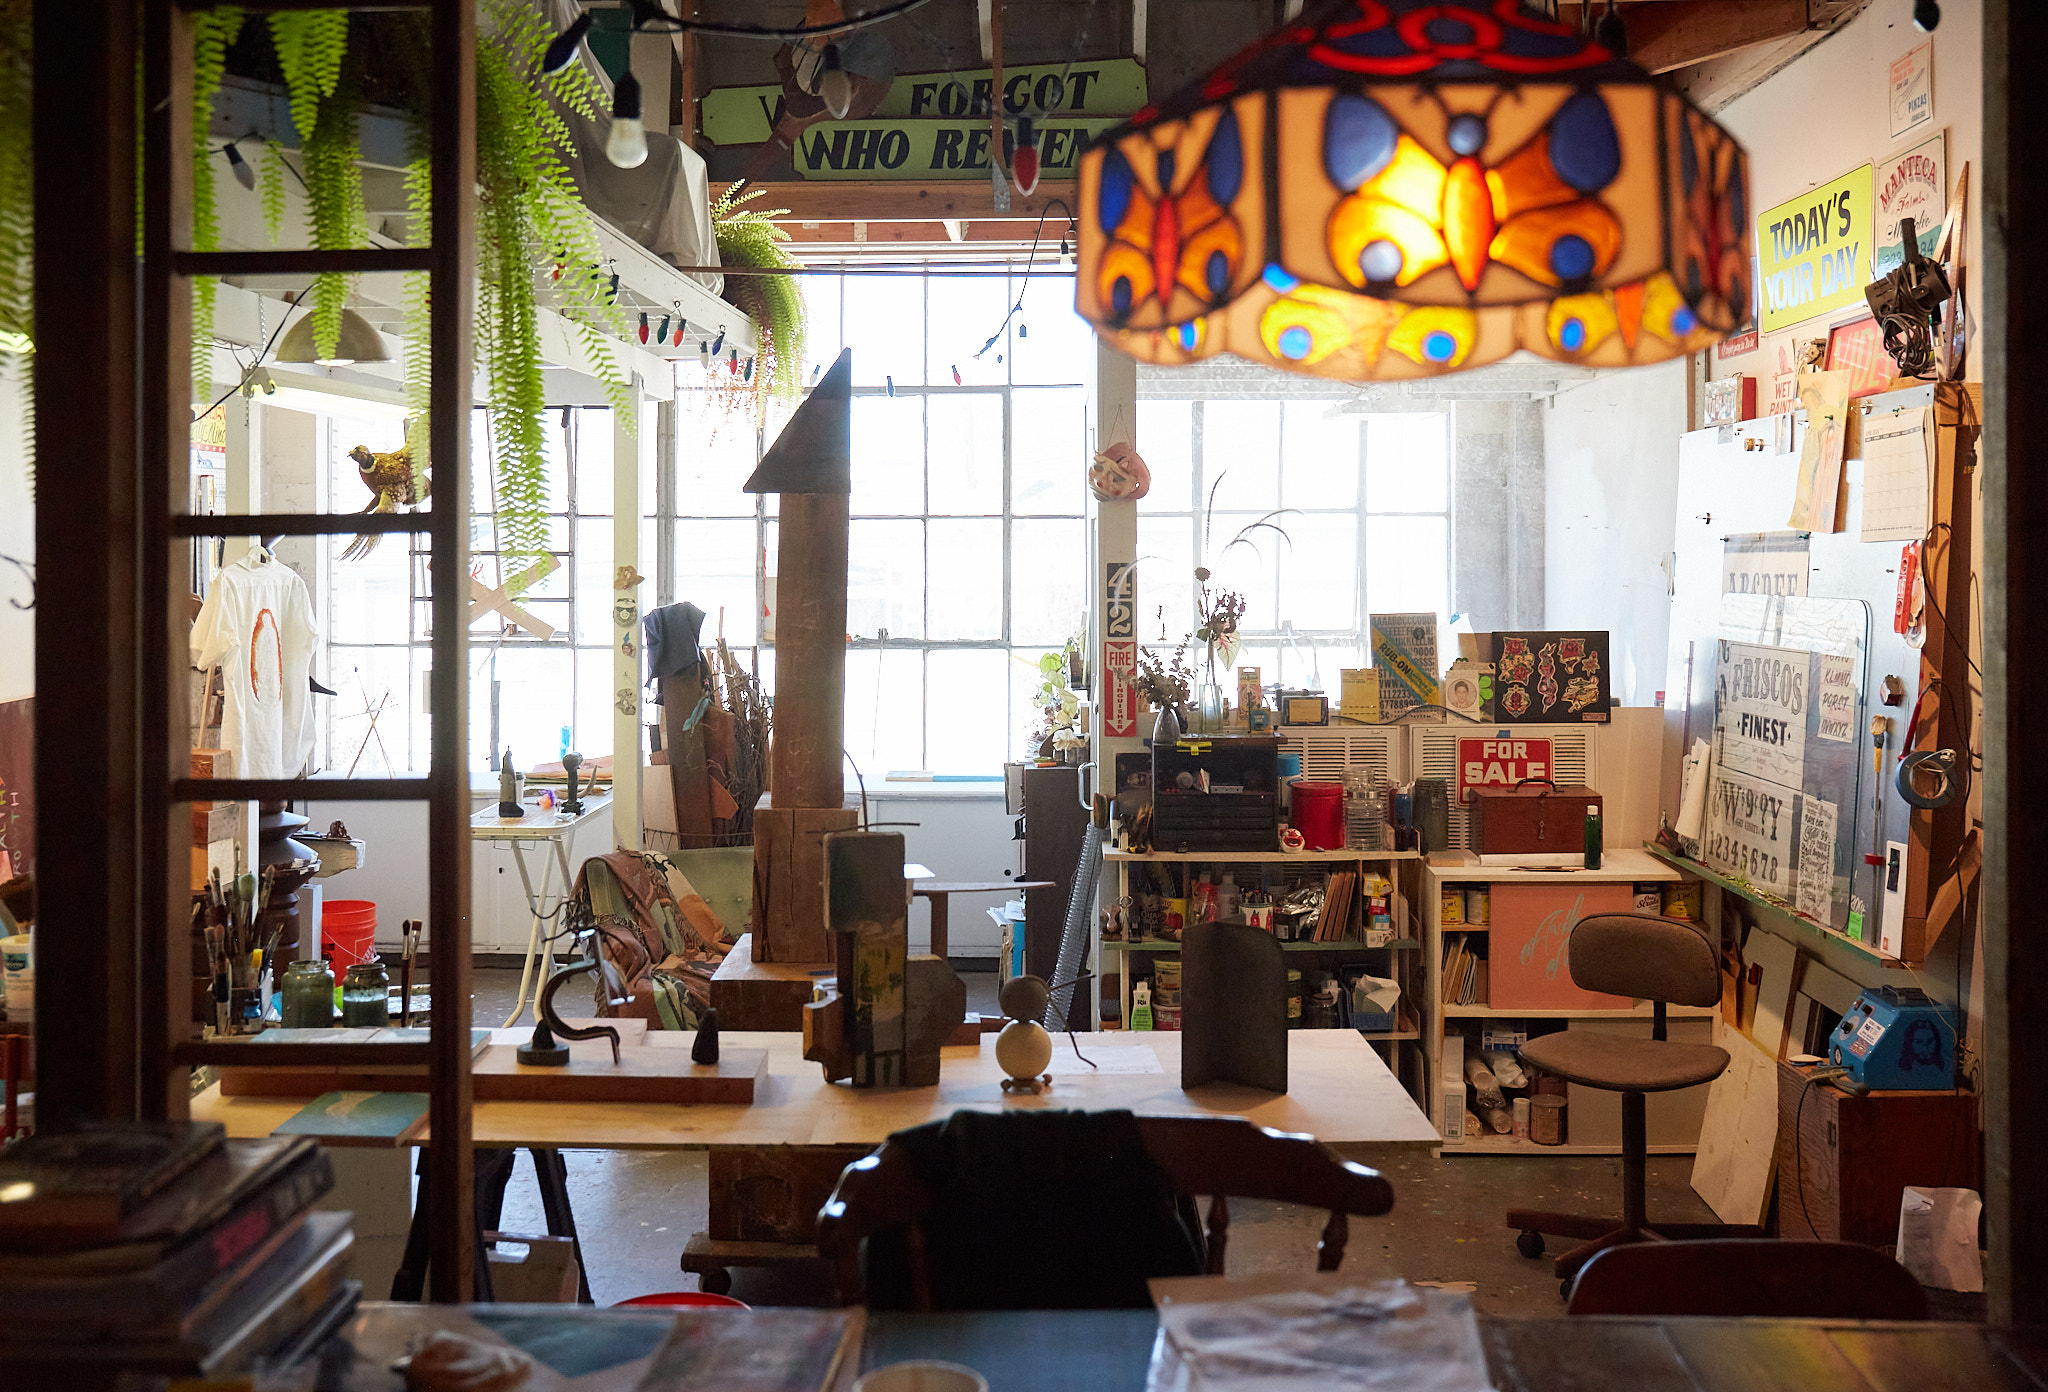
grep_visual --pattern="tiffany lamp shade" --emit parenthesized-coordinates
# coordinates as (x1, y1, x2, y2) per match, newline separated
(1075, 0, 1751, 380)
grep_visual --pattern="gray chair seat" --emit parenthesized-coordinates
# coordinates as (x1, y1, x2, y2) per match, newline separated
(1520, 1032, 1729, 1093)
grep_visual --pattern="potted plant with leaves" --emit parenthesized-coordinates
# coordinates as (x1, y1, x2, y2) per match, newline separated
(711, 183, 806, 424)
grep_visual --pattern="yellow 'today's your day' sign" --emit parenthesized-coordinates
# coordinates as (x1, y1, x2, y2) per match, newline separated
(1756, 164, 1874, 332)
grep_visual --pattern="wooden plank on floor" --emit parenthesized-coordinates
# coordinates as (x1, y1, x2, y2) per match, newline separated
(1690, 1020, 1779, 1225)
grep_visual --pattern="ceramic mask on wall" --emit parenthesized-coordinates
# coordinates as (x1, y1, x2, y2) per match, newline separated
(1088, 441, 1152, 501)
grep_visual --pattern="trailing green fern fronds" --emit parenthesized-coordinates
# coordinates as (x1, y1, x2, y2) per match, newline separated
(189, 7, 244, 403)
(711, 184, 806, 409)
(259, 141, 288, 243)
(271, 10, 359, 360)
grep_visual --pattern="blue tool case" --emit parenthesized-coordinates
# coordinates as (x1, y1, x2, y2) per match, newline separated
(1828, 985, 1957, 1090)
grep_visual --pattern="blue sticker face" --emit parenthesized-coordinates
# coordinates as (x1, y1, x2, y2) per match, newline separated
(1560, 317, 1586, 351)
(1423, 330, 1457, 363)
(1447, 113, 1487, 158)
(1263, 263, 1301, 294)
(1111, 276, 1134, 317)
(1325, 94, 1399, 192)
(1672, 305, 1698, 335)
(1549, 92, 1621, 193)
(1205, 110, 1244, 206)
(1277, 325, 1313, 360)
(1361, 239, 1404, 282)
(1100, 149, 1134, 233)
(1549, 234, 1595, 281)
(1206, 250, 1231, 298)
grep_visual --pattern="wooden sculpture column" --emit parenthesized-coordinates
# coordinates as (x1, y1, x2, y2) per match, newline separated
(746, 350, 858, 963)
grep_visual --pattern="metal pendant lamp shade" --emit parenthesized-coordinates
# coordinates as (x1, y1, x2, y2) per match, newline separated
(1074, 0, 1752, 380)
(276, 307, 392, 366)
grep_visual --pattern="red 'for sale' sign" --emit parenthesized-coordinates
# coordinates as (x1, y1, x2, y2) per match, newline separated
(1456, 736, 1553, 804)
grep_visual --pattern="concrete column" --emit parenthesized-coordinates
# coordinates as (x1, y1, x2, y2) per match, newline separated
(613, 385, 647, 852)
(1090, 337, 1140, 1026)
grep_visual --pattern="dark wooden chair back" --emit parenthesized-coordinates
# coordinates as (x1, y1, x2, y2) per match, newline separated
(814, 1113, 1395, 1309)
(1567, 1240, 1930, 1319)
(1567, 913, 1721, 1006)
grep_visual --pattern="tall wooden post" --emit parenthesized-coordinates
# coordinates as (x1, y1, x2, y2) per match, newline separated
(747, 350, 856, 963)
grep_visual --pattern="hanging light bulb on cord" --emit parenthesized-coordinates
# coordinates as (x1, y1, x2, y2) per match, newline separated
(819, 44, 853, 120)
(607, 68, 648, 169)
(542, 11, 594, 75)
(1010, 116, 1041, 196)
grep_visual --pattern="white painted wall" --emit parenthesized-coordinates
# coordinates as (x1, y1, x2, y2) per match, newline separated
(1543, 360, 1688, 707)
(1710, 0, 1981, 389)
(0, 367, 33, 702)
(1545, 0, 1979, 709)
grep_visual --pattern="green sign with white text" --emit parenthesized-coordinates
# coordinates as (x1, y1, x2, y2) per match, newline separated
(700, 57, 1145, 181)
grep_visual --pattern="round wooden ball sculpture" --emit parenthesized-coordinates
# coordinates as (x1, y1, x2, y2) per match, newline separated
(997, 975, 1054, 1095)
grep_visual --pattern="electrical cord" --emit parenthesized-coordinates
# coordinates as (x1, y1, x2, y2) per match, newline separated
(972, 198, 1077, 359)
(192, 280, 310, 422)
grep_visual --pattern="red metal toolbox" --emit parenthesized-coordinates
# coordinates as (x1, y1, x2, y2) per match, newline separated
(1468, 778, 1601, 855)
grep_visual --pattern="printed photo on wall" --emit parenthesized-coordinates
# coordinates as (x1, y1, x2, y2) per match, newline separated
(1484, 631, 1611, 723)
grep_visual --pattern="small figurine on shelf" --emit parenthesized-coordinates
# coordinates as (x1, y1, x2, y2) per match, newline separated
(497, 747, 524, 819)
(996, 976, 1055, 1095)
(561, 750, 586, 815)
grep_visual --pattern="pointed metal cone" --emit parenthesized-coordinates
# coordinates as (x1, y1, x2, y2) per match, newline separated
(744, 348, 852, 494)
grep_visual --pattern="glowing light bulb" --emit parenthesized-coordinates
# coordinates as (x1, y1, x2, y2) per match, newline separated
(607, 70, 648, 169)
(819, 45, 853, 120)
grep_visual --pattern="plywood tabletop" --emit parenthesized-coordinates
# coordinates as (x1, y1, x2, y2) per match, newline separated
(191, 1029, 1438, 1152)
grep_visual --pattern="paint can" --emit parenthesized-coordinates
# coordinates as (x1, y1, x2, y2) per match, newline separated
(1513, 1096, 1531, 1138)
(1290, 782, 1346, 851)
(1463, 887, 1490, 925)
(1634, 883, 1662, 914)
(1530, 1094, 1566, 1145)
(1440, 888, 1465, 925)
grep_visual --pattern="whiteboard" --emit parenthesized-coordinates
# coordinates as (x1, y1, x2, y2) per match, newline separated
(1667, 384, 1933, 939)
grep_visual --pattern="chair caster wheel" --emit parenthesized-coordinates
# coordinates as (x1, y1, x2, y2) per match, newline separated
(1516, 1230, 1546, 1259)
(1560, 1278, 1573, 1301)
(700, 1267, 733, 1296)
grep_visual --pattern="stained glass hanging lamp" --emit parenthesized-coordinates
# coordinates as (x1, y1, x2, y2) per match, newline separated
(1075, 0, 1752, 380)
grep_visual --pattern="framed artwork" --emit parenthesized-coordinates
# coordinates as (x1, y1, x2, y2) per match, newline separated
(1824, 315, 1894, 398)
(1487, 631, 1611, 723)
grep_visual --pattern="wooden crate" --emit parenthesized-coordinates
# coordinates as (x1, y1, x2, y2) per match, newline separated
(1775, 1060, 1979, 1244)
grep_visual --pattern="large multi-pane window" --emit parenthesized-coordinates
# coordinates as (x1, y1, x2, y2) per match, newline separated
(672, 268, 1093, 778)
(1133, 398, 1451, 694)
(321, 406, 636, 775)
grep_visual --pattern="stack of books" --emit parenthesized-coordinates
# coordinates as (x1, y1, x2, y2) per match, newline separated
(0, 1121, 357, 1378)
(1440, 932, 1489, 1006)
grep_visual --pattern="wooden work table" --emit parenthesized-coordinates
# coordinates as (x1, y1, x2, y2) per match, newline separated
(193, 1027, 1439, 1153)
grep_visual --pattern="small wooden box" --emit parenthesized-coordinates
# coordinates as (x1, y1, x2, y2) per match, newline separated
(1775, 1060, 1980, 1244)
(1469, 782, 1601, 856)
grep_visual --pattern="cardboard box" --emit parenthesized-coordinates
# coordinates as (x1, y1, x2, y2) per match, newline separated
(192, 836, 236, 893)
(192, 802, 242, 844)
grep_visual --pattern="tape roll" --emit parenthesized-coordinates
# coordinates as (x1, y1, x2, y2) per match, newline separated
(1897, 748, 1959, 809)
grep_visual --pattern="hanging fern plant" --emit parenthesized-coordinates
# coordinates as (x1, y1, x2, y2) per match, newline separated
(711, 184, 807, 419)
(189, 7, 245, 403)
(0, 0, 33, 466)
(248, 1, 629, 577)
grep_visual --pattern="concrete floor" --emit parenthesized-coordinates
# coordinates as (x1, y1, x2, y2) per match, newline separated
(473, 966, 1720, 1317)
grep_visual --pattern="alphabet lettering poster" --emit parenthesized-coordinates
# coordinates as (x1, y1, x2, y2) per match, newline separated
(1757, 164, 1874, 332)
(1715, 640, 1809, 789)
(1705, 766, 1797, 897)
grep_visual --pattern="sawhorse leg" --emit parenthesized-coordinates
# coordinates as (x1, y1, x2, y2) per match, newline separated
(502, 838, 558, 1028)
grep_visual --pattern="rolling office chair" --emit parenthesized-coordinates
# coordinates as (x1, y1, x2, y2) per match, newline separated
(1506, 912, 1755, 1286)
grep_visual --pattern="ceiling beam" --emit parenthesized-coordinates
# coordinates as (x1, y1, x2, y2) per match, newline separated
(713, 180, 1073, 224)
(1557, 1, 1809, 73)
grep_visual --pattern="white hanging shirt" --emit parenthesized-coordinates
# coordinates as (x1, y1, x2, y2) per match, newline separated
(191, 549, 319, 780)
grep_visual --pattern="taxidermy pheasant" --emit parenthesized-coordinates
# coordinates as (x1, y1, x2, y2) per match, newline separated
(340, 443, 429, 561)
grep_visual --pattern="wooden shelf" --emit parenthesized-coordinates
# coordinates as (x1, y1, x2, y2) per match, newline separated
(1103, 938, 1420, 954)
(1422, 847, 1678, 883)
(1440, 1136, 1701, 1157)
(1645, 845, 1906, 968)
(1105, 848, 1420, 863)
(1441, 1003, 1720, 1020)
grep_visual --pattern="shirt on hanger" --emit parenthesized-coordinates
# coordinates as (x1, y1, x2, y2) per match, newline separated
(190, 548, 319, 780)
